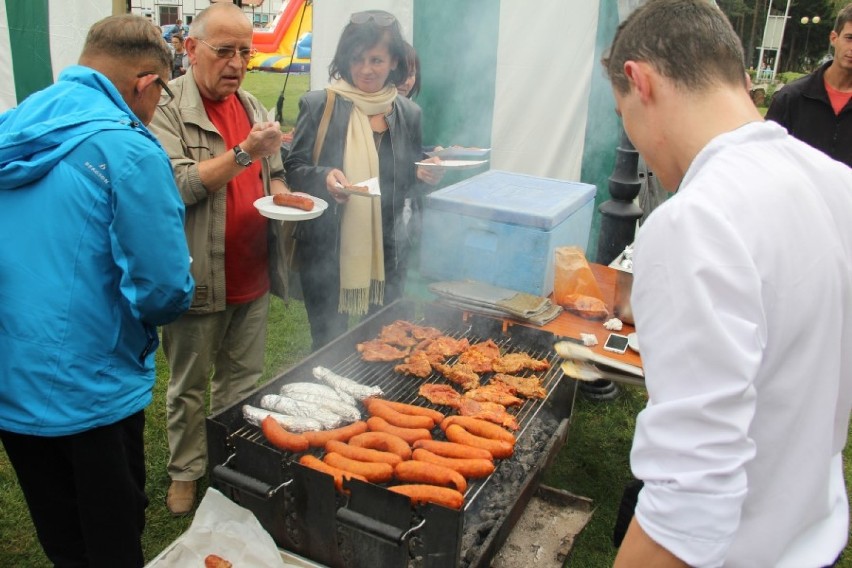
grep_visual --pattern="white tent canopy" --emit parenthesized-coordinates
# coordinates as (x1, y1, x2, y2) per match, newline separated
(311, 0, 603, 183)
(0, 0, 112, 112)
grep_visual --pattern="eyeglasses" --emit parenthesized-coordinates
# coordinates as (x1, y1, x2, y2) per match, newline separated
(137, 71, 174, 103)
(350, 10, 397, 26)
(198, 39, 257, 62)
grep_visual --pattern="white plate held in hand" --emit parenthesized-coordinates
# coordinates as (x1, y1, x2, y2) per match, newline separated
(415, 160, 488, 170)
(334, 176, 381, 197)
(425, 147, 491, 160)
(253, 193, 328, 221)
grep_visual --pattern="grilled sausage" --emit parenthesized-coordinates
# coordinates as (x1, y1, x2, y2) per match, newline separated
(412, 439, 493, 461)
(441, 416, 516, 445)
(273, 192, 314, 211)
(303, 420, 368, 448)
(323, 452, 394, 483)
(366, 398, 445, 424)
(412, 448, 495, 479)
(324, 439, 402, 467)
(394, 460, 467, 493)
(298, 454, 367, 493)
(367, 416, 432, 445)
(365, 399, 435, 429)
(261, 416, 310, 453)
(388, 484, 464, 510)
(204, 554, 233, 568)
(348, 431, 412, 460)
(444, 424, 514, 460)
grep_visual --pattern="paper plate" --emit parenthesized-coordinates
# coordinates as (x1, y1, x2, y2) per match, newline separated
(335, 176, 380, 198)
(627, 332, 640, 353)
(253, 193, 328, 221)
(425, 147, 491, 160)
(415, 160, 488, 170)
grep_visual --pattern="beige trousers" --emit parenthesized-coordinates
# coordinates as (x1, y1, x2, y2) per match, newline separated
(163, 293, 270, 480)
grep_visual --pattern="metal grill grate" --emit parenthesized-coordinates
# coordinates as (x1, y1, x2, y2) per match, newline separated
(229, 318, 567, 507)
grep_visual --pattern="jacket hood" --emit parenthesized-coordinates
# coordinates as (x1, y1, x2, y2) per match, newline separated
(0, 66, 150, 190)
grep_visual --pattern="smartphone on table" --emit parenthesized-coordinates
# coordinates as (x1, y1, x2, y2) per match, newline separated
(603, 333, 630, 354)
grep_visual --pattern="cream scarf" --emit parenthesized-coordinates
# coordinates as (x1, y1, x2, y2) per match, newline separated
(326, 79, 397, 315)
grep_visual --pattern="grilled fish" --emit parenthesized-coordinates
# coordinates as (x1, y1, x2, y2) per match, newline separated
(241, 405, 323, 433)
(279, 381, 357, 406)
(260, 394, 346, 429)
(312, 366, 384, 400)
(284, 392, 361, 422)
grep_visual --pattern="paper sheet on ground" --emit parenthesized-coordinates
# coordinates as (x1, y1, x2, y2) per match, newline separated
(145, 487, 292, 567)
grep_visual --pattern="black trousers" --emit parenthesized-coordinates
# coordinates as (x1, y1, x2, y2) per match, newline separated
(1, 411, 147, 568)
(299, 242, 408, 351)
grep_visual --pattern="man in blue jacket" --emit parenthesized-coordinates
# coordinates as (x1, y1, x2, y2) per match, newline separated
(163, 18, 185, 42)
(0, 14, 194, 567)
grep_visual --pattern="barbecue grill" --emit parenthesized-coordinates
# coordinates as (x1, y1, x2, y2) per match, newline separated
(206, 300, 577, 567)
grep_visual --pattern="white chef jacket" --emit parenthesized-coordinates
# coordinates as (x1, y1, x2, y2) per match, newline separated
(630, 121, 852, 568)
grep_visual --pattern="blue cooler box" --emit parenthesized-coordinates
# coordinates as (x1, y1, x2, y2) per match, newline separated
(419, 170, 596, 297)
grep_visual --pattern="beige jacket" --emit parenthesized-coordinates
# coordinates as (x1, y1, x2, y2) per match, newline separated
(150, 72, 286, 314)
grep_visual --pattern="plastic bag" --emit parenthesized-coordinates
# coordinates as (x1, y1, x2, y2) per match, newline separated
(145, 488, 291, 568)
(553, 247, 609, 320)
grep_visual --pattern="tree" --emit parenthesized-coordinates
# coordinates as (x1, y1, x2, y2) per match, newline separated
(717, 0, 841, 73)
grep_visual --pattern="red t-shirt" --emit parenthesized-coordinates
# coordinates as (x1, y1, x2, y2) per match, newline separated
(824, 78, 852, 115)
(202, 95, 269, 303)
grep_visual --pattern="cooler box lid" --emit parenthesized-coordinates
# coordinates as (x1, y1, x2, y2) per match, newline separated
(424, 170, 596, 230)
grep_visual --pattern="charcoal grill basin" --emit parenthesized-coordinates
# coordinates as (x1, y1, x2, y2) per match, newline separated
(206, 300, 577, 567)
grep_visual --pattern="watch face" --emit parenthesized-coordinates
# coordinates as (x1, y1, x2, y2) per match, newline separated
(234, 146, 252, 166)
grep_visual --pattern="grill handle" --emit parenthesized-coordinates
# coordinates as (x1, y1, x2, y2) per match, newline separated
(337, 507, 415, 544)
(212, 463, 290, 500)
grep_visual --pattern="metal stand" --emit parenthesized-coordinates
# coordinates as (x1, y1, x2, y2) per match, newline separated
(596, 129, 643, 265)
(582, 128, 643, 401)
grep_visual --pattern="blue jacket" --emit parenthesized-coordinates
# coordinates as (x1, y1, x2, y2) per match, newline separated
(0, 66, 194, 436)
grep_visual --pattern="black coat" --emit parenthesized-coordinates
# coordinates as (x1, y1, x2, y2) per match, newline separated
(284, 89, 425, 265)
(765, 61, 852, 168)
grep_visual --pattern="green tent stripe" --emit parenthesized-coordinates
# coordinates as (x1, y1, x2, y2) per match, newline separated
(580, 0, 621, 259)
(413, 0, 499, 151)
(7, 0, 53, 104)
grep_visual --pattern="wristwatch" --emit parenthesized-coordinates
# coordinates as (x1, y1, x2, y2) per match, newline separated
(233, 145, 252, 167)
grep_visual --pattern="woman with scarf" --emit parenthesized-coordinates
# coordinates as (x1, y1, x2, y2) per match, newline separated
(285, 10, 441, 350)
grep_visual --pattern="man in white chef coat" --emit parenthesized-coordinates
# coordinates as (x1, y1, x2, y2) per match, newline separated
(602, 1, 852, 566)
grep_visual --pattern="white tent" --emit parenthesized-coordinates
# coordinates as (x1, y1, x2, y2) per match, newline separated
(0, 0, 639, 255)
(0, 0, 114, 112)
(312, 1, 630, 253)
(311, 0, 610, 183)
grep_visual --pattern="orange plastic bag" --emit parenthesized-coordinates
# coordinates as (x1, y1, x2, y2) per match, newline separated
(553, 247, 609, 320)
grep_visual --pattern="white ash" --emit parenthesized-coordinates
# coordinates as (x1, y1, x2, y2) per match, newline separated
(458, 414, 559, 568)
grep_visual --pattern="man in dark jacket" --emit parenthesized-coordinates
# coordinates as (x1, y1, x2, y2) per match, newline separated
(765, 4, 852, 167)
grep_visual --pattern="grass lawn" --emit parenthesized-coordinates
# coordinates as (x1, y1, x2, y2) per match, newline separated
(1, 70, 851, 567)
(243, 70, 310, 131)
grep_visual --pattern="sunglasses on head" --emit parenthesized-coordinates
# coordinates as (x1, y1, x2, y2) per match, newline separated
(350, 11, 396, 26)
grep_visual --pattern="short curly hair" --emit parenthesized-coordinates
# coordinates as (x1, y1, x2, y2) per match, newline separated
(834, 3, 852, 34)
(81, 14, 172, 72)
(603, 0, 746, 95)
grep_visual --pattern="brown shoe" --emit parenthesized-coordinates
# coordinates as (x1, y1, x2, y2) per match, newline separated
(166, 479, 197, 516)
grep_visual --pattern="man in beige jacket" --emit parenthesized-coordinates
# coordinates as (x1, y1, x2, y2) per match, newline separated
(149, 2, 289, 516)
